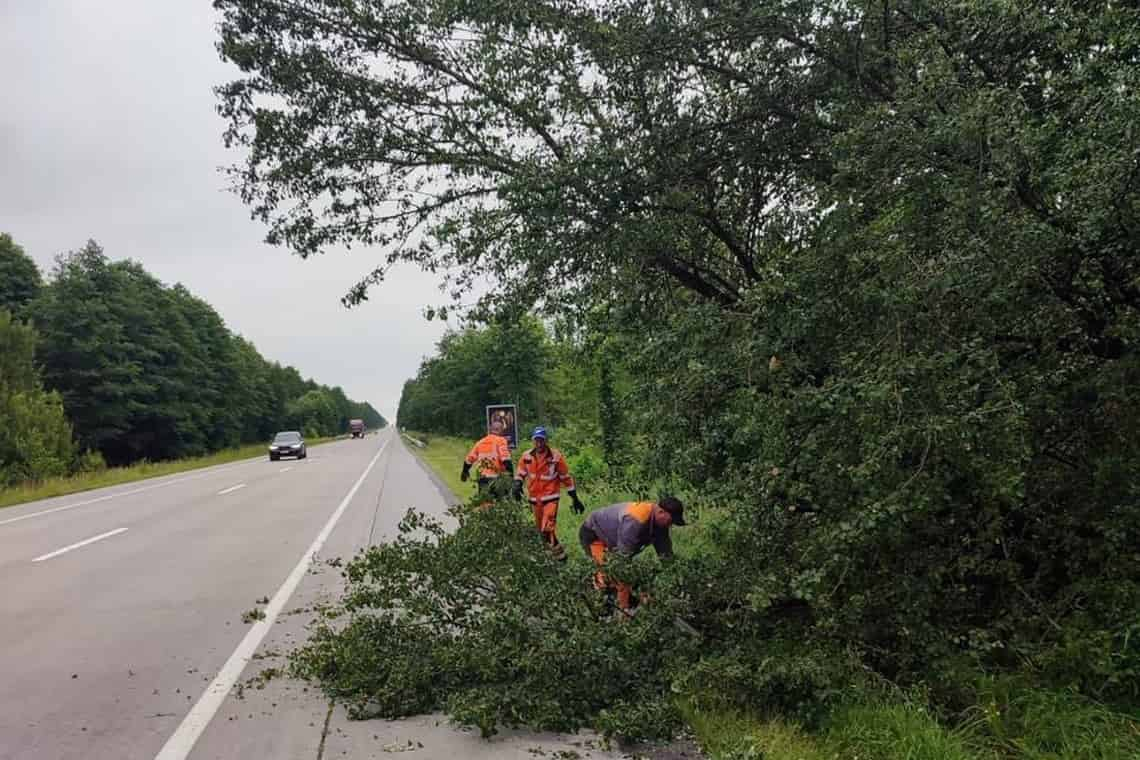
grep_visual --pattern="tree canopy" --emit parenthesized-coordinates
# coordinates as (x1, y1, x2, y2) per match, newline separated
(0, 235, 386, 474)
(397, 317, 552, 437)
(0, 233, 42, 318)
(219, 0, 1140, 739)
(0, 309, 75, 487)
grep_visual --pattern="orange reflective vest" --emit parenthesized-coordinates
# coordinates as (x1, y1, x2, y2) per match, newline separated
(465, 434, 512, 478)
(515, 446, 574, 504)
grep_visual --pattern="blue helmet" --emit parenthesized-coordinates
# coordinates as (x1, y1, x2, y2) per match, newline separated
(531, 426, 548, 441)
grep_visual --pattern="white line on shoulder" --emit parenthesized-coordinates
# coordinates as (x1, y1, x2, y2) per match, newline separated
(153, 441, 388, 760)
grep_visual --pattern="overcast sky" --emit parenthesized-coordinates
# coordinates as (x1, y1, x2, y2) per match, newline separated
(1, 1, 452, 422)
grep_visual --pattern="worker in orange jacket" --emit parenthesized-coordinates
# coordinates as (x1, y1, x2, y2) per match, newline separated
(461, 420, 513, 496)
(512, 426, 584, 560)
(579, 497, 686, 611)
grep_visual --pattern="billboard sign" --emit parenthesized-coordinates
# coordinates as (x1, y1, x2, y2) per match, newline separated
(485, 404, 519, 449)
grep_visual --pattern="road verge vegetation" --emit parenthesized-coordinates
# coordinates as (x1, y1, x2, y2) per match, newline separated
(286, 434, 1140, 757)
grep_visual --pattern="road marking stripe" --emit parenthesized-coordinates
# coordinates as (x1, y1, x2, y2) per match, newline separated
(153, 441, 388, 760)
(0, 459, 264, 527)
(217, 484, 246, 495)
(32, 528, 128, 562)
(279, 467, 292, 473)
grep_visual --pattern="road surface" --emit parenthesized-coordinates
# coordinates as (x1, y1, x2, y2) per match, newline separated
(0, 430, 620, 760)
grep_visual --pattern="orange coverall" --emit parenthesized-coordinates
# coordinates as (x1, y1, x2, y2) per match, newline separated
(514, 445, 575, 544)
(465, 433, 512, 479)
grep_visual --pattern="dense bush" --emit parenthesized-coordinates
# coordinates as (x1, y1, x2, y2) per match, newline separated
(0, 311, 75, 486)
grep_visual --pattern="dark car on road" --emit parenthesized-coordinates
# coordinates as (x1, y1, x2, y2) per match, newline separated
(269, 431, 307, 461)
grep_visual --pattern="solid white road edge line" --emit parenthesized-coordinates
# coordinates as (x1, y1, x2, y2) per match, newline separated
(153, 440, 389, 760)
(32, 527, 129, 562)
(216, 484, 246, 495)
(279, 467, 293, 473)
(0, 458, 266, 527)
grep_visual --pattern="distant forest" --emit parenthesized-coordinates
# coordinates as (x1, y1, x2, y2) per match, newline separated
(0, 233, 385, 485)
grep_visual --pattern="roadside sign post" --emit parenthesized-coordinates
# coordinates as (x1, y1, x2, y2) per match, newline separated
(485, 404, 519, 449)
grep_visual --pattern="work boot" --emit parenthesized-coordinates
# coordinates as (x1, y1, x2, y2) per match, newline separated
(549, 543, 567, 562)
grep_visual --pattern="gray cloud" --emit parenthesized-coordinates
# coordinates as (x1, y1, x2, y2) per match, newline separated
(1, 0, 450, 420)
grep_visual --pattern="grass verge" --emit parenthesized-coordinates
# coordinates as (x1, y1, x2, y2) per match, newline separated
(402, 432, 468, 499)
(0, 436, 341, 510)
(681, 693, 1140, 760)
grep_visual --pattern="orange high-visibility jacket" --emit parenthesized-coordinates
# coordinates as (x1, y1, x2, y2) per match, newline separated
(515, 446, 575, 504)
(465, 434, 512, 478)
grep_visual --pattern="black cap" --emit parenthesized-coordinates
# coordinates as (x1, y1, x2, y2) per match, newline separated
(660, 496, 686, 526)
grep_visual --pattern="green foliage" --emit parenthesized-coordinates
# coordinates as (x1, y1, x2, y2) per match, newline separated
(679, 693, 1140, 760)
(565, 445, 606, 485)
(23, 238, 384, 466)
(396, 318, 624, 484)
(73, 449, 106, 474)
(397, 317, 551, 438)
(0, 233, 42, 318)
(973, 679, 1140, 760)
(678, 705, 828, 760)
(286, 389, 338, 439)
(0, 311, 76, 486)
(824, 703, 983, 760)
(221, 0, 1140, 742)
(293, 501, 703, 741)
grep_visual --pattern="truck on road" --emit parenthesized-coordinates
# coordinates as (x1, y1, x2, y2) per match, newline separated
(349, 419, 365, 438)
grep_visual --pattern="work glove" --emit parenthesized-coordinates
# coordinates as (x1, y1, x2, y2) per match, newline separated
(570, 491, 585, 515)
(511, 479, 524, 502)
(460, 463, 471, 483)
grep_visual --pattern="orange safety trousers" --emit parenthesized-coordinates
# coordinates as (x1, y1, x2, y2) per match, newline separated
(533, 500, 559, 544)
(588, 540, 632, 610)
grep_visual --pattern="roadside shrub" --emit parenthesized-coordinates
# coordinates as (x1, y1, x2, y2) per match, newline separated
(566, 445, 606, 485)
(0, 311, 76, 486)
(292, 499, 707, 740)
(676, 644, 862, 725)
(678, 706, 827, 760)
(74, 449, 107, 473)
(292, 496, 870, 740)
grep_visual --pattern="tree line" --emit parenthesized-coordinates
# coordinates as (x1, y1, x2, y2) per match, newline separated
(220, 0, 1139, 737)
(397, 316, 632, 479)
(0, 233, 385, 485)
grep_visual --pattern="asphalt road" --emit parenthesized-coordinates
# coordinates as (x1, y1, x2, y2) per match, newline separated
(0, 430, 620, 760)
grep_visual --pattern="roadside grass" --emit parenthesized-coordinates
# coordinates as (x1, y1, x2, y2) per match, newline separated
(0, 436, 341, 510)
(679, 702, 827, 760)
(404, 433, 1140, 759)
(971, 678, 1140, 760)
(681, 694, 1138, 760)
(678, 698, 989, 760)
(824, 702, 989, 760)
(401, 431, 469, 499)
